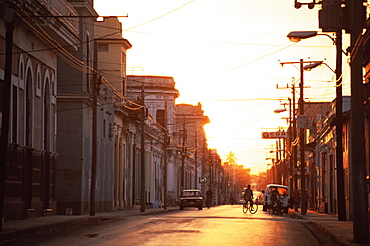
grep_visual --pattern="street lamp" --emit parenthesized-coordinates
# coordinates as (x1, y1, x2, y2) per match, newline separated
(287, 30, 346, 221)
(287, 31, 319, 42)
(287, 31, 336, 44)
(274, 108, 286, 114)
(303, 61, 323, 71)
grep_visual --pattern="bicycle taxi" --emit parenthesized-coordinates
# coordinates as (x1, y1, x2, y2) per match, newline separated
(262, 184, 290, 214)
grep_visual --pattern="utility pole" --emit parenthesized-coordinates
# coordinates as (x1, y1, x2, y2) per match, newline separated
(347, 0, 369, 242)
(277, 81, 297, 190)
(210, 150, 213, 201)
(194, 131, 198, 189)
(202, 136, 206, 194)
(292, 84, 297, 190)
(163, 101, 168, 209)
(280, 59, 323, 215)
(298, 59, 307, 215)
(0, 6, 14, 231)
(140, 84, 145, 212)
(90, 72, 98, 216)
(90, 32, 100, 217)
(288, 97, 294, 189)
(335, 25, 346, 221)
(181, 115, 186, 191)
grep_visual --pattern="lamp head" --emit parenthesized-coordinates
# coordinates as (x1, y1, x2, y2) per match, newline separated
(287, 31, 318, 42)
(303, 61, 323, 71)
(274, 108, 286, 114)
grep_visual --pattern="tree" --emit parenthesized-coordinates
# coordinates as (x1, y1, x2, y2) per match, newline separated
(225, 151, 237, 165)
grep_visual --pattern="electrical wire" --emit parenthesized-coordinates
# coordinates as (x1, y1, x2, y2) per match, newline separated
(124, 0, 197, 31)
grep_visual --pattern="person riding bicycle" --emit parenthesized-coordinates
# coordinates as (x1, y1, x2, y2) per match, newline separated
(243, 185, 254, 209)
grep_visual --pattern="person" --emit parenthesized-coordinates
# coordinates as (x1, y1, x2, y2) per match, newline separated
(270, 187, 279, 207)
(229, 193, 235, 205)
(206, 188, 212, 208)
(292, 187, 301, 212)
(243, 185, 254, 208)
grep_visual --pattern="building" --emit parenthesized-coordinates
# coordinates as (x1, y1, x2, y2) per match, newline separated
(127, 75, 179, 207)
(95, 17, 132, 210)
(174, 103, 210, 197)
(0, 0, 80, 221)
(308, 99, 349, 215)
(56, 0, 115, 215)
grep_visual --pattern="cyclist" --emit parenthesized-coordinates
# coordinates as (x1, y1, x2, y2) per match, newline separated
(270, 187, 280, 208)
(243, 185, 254, 209)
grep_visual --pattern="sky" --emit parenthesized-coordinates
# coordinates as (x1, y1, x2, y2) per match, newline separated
(94, 0, 351, 174)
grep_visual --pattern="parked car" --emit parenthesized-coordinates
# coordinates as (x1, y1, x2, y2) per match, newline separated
(262, 184, 290, 214)
(179, 189, 203, 210)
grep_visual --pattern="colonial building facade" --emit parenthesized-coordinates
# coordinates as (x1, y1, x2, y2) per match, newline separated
(95, 17, 132, 210)
(0, 0, 80, 221)
(1, 1, 222, 222)
(56, 0, 109, 215)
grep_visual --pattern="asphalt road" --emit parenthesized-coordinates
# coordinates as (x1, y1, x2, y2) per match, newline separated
(2, 205, 335, 246)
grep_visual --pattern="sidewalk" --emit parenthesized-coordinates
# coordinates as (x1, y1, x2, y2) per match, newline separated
(289, 209, 370, 246)
(0, 207, 179, 243)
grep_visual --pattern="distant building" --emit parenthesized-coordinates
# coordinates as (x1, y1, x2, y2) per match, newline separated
(127, 75, 179, 206)
(174, 103, 210, 196)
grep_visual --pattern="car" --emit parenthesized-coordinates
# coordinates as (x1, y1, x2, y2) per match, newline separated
(179, 189, 203, 210)
(262, 184, 290, 214)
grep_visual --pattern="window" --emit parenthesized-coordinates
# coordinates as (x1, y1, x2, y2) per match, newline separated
(103, 119, 106, 138)
(98, 44, 108, 52)
(12, 85, 17, 143)
(35, 65, 41, 97)
(156, 109, 165, 127)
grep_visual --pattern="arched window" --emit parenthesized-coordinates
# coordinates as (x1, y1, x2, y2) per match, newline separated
(43, 79, 50, 151)
(35, 65, 41, 97)
(12, 55, 25, 143)
(25, 68, 33, 147)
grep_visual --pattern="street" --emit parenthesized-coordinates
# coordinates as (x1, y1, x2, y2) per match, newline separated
(2, 205, 335, 246)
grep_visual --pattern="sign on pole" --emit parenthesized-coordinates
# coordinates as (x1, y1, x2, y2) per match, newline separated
(262, 131, 287, 139)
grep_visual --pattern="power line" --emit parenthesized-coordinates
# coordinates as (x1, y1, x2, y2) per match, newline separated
(124, 0, 197, 31)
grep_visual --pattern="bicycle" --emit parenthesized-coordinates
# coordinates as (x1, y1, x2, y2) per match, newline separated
(242, 199, 258, 214)
(269, 198, 283, 215)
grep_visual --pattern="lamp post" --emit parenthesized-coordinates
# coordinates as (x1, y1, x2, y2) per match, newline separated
(280, 59, 322, 215)
(140, 84, 146, 212)
(287, 30, 346, 221)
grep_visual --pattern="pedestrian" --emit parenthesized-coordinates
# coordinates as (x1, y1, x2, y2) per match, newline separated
(229, 193, 235, 205)
(292, 187, 300, 212)
(206, 188, 213, 208)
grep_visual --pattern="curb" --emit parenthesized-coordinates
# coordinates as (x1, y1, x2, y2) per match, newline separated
(308, 221, 345, 246)
(0, 216, 103, 243)
(289, 211, 355, 246)
(0, 207, 178, 243)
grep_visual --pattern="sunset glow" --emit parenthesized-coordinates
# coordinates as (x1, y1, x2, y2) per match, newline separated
(94, 0, 350, 174)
